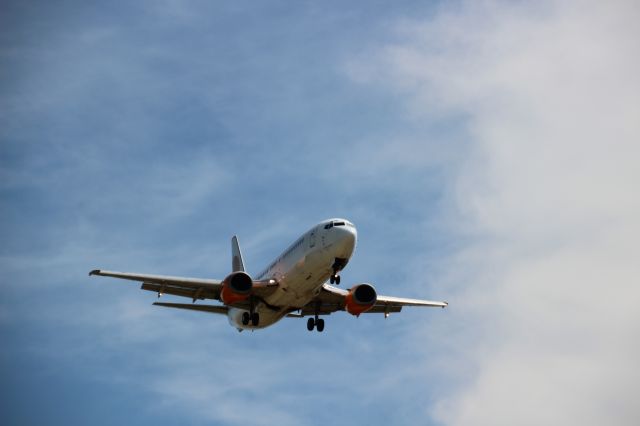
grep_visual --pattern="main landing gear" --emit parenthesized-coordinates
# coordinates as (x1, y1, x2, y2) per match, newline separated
(241, 298, 260, 326)
(329, 273, 341, 285)
(241, 311, 260, 326)
(307, 316, 325, 332)
(307, 303, 324, 332)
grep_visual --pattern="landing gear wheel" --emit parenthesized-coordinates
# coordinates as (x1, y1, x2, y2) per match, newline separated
(329, 275, 335, 284)
(335, 275, 341, 285)
(316, 318, 325, 332)
(251, 312, 260, 326)
(307, 318, 315, 331)
(242, 312, 250, 325)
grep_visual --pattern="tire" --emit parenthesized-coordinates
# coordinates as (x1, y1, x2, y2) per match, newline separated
(335, 276, 341, 285)
(251, 312, 260, 326)
(242, 312, 250, 325)
(307, 317, 315, 331)
(316, 318, 325, 332)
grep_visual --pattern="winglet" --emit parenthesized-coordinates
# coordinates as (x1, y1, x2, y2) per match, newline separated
(89, 269, 100, 276)
(231, 236, 245, 272)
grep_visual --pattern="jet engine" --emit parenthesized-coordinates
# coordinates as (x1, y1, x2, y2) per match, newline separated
(220, 271, 253, 305)
(345, 283, 377, 316)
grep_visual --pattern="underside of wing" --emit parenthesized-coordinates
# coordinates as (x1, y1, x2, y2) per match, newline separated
(90, 269, 223, 301)
(89, 269, 279, 305)
(375, 295, 448, 308)
(89, 269, 222, 287)
(293, 283, 447, 317)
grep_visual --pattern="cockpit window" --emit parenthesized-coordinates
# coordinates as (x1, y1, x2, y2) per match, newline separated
(324, 221, 347, 229)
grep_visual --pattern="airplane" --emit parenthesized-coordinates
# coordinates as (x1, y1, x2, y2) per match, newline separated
(90, 218, 447, 332)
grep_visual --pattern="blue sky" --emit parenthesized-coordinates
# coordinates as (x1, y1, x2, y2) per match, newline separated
(2, 1, 639, 425)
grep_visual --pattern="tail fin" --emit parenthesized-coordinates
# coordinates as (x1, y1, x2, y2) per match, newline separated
(231, 235, 246, 272)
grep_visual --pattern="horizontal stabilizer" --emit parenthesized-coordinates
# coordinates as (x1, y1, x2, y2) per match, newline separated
(153, 302, 229, 315)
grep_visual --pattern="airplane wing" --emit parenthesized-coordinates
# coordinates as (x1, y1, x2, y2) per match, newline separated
(291, 283, 447, 317)
(89, 269, 278, 305)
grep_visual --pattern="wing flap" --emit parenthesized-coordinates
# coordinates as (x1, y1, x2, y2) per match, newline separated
(363, 304, 403, 314)
(289, 303, 403, 317)
(141, 283, 219, 301)
(298, 303, 342, 316)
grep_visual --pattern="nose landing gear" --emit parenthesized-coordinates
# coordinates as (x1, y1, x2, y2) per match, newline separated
(329, 258, 348, 285)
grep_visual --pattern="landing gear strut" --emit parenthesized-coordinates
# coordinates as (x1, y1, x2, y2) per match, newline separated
(242, 311, 260, 326)
(241, 298, 260, 327)
(306, 304, 324, 332)
(329, 258, 348, 285)
(306, 317, 325, 332)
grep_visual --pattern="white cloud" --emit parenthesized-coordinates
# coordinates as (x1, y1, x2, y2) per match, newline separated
(4, 2, 639, 424)
(350, 1, 640, 424)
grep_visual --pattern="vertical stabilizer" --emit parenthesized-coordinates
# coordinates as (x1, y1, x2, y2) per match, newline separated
(231, 236, 245, 272)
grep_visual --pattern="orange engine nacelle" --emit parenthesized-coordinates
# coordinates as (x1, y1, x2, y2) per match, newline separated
(345, 283, 377, 316)
(220, 271, 253, 305)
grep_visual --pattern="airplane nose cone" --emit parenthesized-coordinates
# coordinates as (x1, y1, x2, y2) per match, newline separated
(336, 225, 357, 255)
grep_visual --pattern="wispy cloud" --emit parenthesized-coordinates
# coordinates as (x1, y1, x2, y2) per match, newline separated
(8, 1, 638, 425)
(350, 0, 640, 424)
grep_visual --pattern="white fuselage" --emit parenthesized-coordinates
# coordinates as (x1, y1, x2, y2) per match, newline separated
(227, 218, 357, 330)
